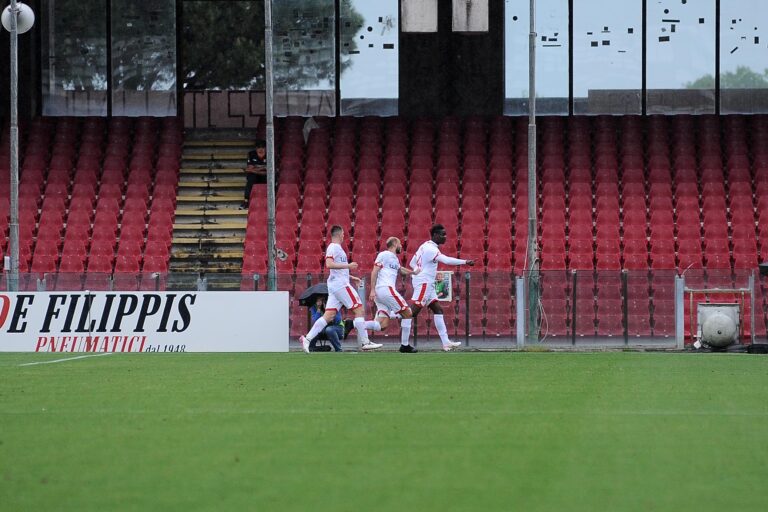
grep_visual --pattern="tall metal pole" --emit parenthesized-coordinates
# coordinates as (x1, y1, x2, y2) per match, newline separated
(264, 0, 277, 291)
(8, 0, 20, 292)
(526, 0, 540, 341)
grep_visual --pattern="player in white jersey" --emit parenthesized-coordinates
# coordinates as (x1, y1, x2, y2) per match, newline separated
(403, 224, 474, 351)
(366, 237, 421, 353)
(299, 225, 383, 353)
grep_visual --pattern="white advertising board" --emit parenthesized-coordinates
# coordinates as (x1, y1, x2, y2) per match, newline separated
(0, 291, 289, 353)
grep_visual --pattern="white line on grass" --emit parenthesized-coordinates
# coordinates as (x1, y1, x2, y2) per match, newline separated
(18, 353, 113, 367)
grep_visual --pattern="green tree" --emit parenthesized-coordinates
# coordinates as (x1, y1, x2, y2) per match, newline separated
(686, 66, 768, 89)
(182, 1, 266, 90)
(183, 0, 363, 90)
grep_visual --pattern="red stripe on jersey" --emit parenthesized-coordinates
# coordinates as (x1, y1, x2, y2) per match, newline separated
(389, 287, 406, 308)
(345, 286, 362, 309)
(415, 283, 427, 304)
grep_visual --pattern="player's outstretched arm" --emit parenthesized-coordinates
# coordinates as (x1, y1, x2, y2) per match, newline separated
(436, 254, 474, 266)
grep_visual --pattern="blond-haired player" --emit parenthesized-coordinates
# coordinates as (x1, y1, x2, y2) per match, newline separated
(367, 237, 420, 353)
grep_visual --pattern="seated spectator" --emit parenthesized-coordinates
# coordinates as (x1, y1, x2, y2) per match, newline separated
(309, 296, 345, 352)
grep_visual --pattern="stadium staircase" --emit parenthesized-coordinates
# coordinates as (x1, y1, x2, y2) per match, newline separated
(171, 130, 256, 283)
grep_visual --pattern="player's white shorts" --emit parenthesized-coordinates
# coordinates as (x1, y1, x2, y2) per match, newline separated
(326, 285, 363, 312)
(374, 286, 409, 317)
(411, 281, 437, 307)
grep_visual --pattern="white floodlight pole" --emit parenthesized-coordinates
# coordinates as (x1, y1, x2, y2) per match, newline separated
(264, 0, 277, 290)
(7, 0, 21, 292)
(526, 0, 540, 341)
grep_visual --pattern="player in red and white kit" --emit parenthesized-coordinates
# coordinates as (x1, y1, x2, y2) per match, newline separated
(403, 224, 474, 351)
(299, 225, 383, 353)
(367, 237, 421, 353)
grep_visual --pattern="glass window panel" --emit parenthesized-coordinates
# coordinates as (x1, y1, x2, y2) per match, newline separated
(181, 1, 264, 90)
(572, 0, 642, 115)
(340, 0, 398, 116)
(720, 0, 768, 114)
(504, 0, 569, 115)
(273, 0, 336, 116)
(111, 1, 177, 116)
(41, 0, 108, 116)
(646, 0, 715, 114)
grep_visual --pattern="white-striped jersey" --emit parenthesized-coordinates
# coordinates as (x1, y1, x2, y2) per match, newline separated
(374, 250, 401, 289)
(409, 240, 441, 286)
(325, 243, 350, 292)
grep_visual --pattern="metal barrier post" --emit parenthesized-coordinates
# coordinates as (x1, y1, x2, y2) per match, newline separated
(358, 275, 366, 312)
(749, 272, 755, 345)
(516, 276, 526, 348)
(675, 275, 685, 349)
(306, 273, 313, 331)
(154, 272, 160, 291)
(464, 272, 470, 347)
(253, 273, 261, 291)
(571, 270, 577, 346)
(622, 270, 629, 346)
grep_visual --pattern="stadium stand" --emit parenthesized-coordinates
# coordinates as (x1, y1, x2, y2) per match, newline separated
(264, 114, 768, 340)
(0, 116, 181, 290)
(3, 113, 766, 340)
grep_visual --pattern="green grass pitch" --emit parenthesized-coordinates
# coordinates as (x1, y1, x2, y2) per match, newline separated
(1, 352, 767, 511)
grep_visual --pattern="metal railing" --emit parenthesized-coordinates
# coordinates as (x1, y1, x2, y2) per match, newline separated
(4, 269, 765, 348)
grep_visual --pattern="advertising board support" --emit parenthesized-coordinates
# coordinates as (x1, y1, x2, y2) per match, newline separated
(464, 272, 470, 347)
(675, 275, 685, 349)
(515, 276, 525, 348)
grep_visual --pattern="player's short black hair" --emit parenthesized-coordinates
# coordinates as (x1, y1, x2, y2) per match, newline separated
(330, 225, 343, 237)
(255, 139, 266, 148)
(430, 224, 446, 237)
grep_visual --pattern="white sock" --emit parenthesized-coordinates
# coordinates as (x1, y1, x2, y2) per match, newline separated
(365, 320, 382, 331)
(305, 317, 328, 341)
(434, 314, 451, 345)
(400, 318, 412, 346)
(353, 317, 370, 345)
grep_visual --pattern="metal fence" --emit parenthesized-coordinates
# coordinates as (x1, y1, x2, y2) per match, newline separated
(4, 269, 765, 348)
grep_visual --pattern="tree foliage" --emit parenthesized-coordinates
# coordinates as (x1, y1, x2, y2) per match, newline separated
(686, 66, 768, 89)
(183, 0, 363, 91)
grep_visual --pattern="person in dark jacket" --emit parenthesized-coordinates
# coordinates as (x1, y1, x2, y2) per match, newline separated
(241, 139, 267, 209)
(309, 297, 345, 352)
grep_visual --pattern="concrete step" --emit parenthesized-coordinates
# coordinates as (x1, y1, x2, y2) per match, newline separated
(173, 222, 247, 230)
(180, 160, 246, 170)
(177, 180, 245, 189)
(175, 207, 247, 218)
(183, 152, 248, 161)
(172, 236, 245, 245)
(180, 167, 246, 175)
(178, 172, 245, 183)
(184, 140, 254, 148)
(172, 250, 244, 259)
